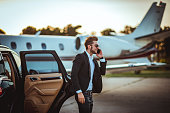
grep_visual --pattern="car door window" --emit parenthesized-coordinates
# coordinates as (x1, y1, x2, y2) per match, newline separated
(21, 51, 65, 113)
(25, 53, 59, 75)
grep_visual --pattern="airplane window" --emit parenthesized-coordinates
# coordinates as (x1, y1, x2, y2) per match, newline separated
(75, 37, 80, 50)
(41, 43, 47, 50)
(11, 42, 17, 49)
(26, 42, 32, 49)
(59, 43, 64, 51)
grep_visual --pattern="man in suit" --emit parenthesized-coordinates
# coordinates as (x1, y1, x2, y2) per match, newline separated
(71, 36, 107, 113)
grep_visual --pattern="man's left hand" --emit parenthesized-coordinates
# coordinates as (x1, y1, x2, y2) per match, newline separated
(96, 49, 103, 59)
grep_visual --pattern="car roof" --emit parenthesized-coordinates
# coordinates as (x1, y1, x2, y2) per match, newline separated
(0, 45, 21, 67)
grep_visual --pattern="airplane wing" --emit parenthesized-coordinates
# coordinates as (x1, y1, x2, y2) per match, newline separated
(106, 62, 167, 74)
(135, 30, 170, 41)
(66, 57, 167, 74)
(66, 63, 149, 74)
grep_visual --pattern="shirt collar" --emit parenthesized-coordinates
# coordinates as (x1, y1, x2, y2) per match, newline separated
(85, 51, 93, 60)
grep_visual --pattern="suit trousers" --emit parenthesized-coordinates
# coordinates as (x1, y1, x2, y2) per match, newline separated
(75, 91, 93, 113)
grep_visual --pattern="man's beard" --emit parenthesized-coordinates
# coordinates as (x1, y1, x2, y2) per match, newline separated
(90, 47, 96, 54)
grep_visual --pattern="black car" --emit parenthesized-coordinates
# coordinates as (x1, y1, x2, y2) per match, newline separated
(0, 48, 72, 113)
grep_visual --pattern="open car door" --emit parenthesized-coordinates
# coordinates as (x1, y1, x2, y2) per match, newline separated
(20, 50, 72, 113)
(0, 51, 21, 113)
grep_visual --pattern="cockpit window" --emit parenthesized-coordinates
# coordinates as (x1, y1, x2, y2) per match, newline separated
(41, 43, 47, 50)
(59, 43, 64, 51)
(26, 42, 32, 49)
(11, 42, 17, 49)
(75, 37, 80, 50)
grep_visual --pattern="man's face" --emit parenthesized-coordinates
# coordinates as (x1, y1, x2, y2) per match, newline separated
(90, 41, 99, 54)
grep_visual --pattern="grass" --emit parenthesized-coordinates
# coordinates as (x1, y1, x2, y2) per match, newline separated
(106, 70, 170, 78)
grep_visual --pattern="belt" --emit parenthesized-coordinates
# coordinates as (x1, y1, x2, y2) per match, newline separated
(83, 90, 92, 95)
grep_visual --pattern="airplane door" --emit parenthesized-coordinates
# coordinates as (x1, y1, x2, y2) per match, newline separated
(20, 50, 71, 113)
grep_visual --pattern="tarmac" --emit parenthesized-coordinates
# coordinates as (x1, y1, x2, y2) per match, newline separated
(60, 77, 170, 113)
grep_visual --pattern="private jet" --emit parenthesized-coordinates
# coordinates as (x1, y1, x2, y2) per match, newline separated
(0, 1, 170, 73)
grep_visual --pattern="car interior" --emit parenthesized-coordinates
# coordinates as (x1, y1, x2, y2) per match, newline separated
(23, 53, 64, 113)
(2, 54, 16, 88)
(24, 73, 63, 113)
(1, 51, 66, 113)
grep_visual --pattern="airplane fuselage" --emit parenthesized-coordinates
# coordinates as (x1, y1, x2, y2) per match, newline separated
(0, 34, 153, 70)
(0, 35, 140, 57)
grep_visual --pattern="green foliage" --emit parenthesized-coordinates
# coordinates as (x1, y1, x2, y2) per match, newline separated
(21, 26, 37, 35)
(157, 26, 170, 64)
(101, 28, 115, 36)
(39, 26, 61, 35)
(120, 25, 136, 34)
(63, 24, 82, 36)
(0, 28, 6, 34)
(21, 24, 82, 36)
(164, 38, 170, 64)
(106, 70, 170, 78)
(160, 26, 170, 32)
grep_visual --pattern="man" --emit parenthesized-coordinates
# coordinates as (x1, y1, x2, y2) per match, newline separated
(71, 36, 107, 113)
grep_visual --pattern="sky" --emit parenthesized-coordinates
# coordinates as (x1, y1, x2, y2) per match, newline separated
(0, 0, 170, 35)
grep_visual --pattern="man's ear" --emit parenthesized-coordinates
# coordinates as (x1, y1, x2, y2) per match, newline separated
(87, 45, 91, 49)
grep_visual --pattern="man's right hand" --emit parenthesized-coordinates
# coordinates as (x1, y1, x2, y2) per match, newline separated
(78, 92, 85, 104)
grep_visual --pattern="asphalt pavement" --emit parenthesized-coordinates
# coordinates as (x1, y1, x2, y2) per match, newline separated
(60, 77, 170, 113)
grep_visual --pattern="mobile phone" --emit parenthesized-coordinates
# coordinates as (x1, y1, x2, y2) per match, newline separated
(97, 49, 101, 54)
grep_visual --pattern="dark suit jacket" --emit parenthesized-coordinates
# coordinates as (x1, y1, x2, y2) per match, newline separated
(71, 51, 107, 93)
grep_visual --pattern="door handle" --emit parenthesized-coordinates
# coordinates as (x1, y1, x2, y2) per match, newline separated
(30, 77, 38, 81)
(40, 76, 62, 81)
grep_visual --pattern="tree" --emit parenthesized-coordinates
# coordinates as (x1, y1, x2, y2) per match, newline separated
(101, 28, 116, 36)
(63, 24, 82, 36)
(21, 26, 37, 34)
(53, 27, 61, 35)
(160, 26, 170, 32)
(20, 24, 82, 36)
(162, 26, 170, 64)
(0, 29, 6, 34)
(164, 38, 170, 63)
(39, 26, 61, 35)
(120, 25, 136, 34)
(153, 26, 170, 64)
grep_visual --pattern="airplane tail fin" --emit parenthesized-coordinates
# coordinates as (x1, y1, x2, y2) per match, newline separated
(130, 2, 166, 38)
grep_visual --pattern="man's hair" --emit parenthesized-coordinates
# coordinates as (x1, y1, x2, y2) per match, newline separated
(84, 36, 98, 49)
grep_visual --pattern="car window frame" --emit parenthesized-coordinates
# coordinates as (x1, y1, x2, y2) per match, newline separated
(20, 50, 67, 78)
